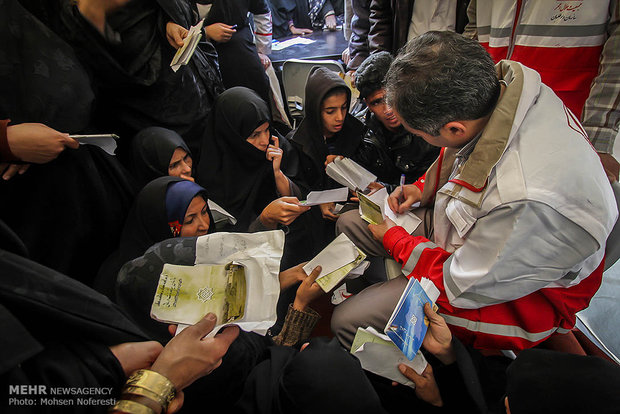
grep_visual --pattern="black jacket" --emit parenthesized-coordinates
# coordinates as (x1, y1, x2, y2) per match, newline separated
(355, 109, 439, 191)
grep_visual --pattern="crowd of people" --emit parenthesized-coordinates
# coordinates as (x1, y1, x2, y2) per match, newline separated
(1, 0, 620, 413)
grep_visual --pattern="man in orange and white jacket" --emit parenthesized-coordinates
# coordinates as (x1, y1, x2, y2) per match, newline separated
(331, 31, 618, 351)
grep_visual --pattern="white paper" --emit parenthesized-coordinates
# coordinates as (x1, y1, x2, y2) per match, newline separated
(326, 157, 377, 191)
(303, 233, 359, 279)
(352, 327, 427, 388)
(300, 187, 349, 206)
(77, 137, 117, 155)
(358, 187, 423, 233)
(346, 260, 370, 279)
(420, 277, 440, 303)
(171, 19, 204, 72)
(208, 200, 237, 225)
(271, 37, 315, 51)
(192, 230, 285, 337)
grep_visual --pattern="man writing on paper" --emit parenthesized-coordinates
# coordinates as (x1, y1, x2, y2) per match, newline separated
(331, 31, 618, 351)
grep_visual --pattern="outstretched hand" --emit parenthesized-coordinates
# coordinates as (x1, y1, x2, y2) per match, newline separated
(290, 25, 312, 36)
(293, 265, 324, 310)
(151, 313, 239, 391)
(166, 22, 188, 49)
(319, 202, 340, 221)
(398, 363, 443, 407)
(205, 23, 236, 42)
(6, 123, 78, 164)
(279, 262, 309, 290)
(260, 197, 310, 228)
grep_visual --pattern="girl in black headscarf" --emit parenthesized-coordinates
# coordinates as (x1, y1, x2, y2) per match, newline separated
(130, 127, 194, 188)
(290, 67, 364, 194)
(95, 176, 214, 300)
(288, 67, 364, 246)
(196, 87, 317, 322)
(196, 87, 309, 234)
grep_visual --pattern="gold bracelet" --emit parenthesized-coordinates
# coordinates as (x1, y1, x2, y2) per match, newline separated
(124, 370, 176, 410)
(122, 386, 167, 408)
(110, 399, 155, 414)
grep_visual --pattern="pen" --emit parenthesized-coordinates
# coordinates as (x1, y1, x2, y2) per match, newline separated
(399, 174, 406, 203)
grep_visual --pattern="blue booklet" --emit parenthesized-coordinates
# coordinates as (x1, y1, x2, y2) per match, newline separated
(384, 277, 433, 360)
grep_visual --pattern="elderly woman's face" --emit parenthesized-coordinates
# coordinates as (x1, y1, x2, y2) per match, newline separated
(181, 196, 210, 237)
(168, 147, 193, 179)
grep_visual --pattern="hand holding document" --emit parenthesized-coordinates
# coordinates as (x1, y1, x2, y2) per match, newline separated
(351, 326, 428, 388)
(358, 188, 422, 233)
(70, 134, 118, 155)
(170, 19, 205, 72)
(384, 278, 440, 360)
(152, 230, 284, 337)
(299, 187, 349, 206)
(326, 157, 377, 192)
(151, 262, 247, 326)
(302, 233, 367, 292)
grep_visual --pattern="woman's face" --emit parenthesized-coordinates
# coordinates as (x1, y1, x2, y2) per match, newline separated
(180, 196, 210, 237)
(321, 91, 348, 138)
(246, 122, 271, 151)
(168, 147, 193, 179)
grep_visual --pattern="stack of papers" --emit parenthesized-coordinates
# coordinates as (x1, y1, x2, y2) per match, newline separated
(302, 233, 367, 292)
(326, 157, 377, 192)
(351, 326, 427, 388)
(271, 37, 315, 51)
(358, 188, 422, 233)
(170, 19, 204, 72)
(384, 277, 440, 360)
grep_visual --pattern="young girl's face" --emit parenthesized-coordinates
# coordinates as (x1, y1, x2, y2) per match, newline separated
(180, 196, 210, 237)
(321, 91, 347, 138)
(246, 122, 271, 151)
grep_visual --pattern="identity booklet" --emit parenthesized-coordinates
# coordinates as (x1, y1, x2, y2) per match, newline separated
(326, 157, 377, 192)
(384, 277, 434, 360)
(151, 262, 247, 326)
(302, 233, 368, 292)
(170, 19, 205, 72)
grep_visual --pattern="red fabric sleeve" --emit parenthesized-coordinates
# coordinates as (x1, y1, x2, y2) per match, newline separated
(0, 119, 19, 163)
(412, 172, 426, 193)
(381, 226, 603, 351)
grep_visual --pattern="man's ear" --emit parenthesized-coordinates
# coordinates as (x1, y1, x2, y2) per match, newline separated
(442, 121, 467, 138)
